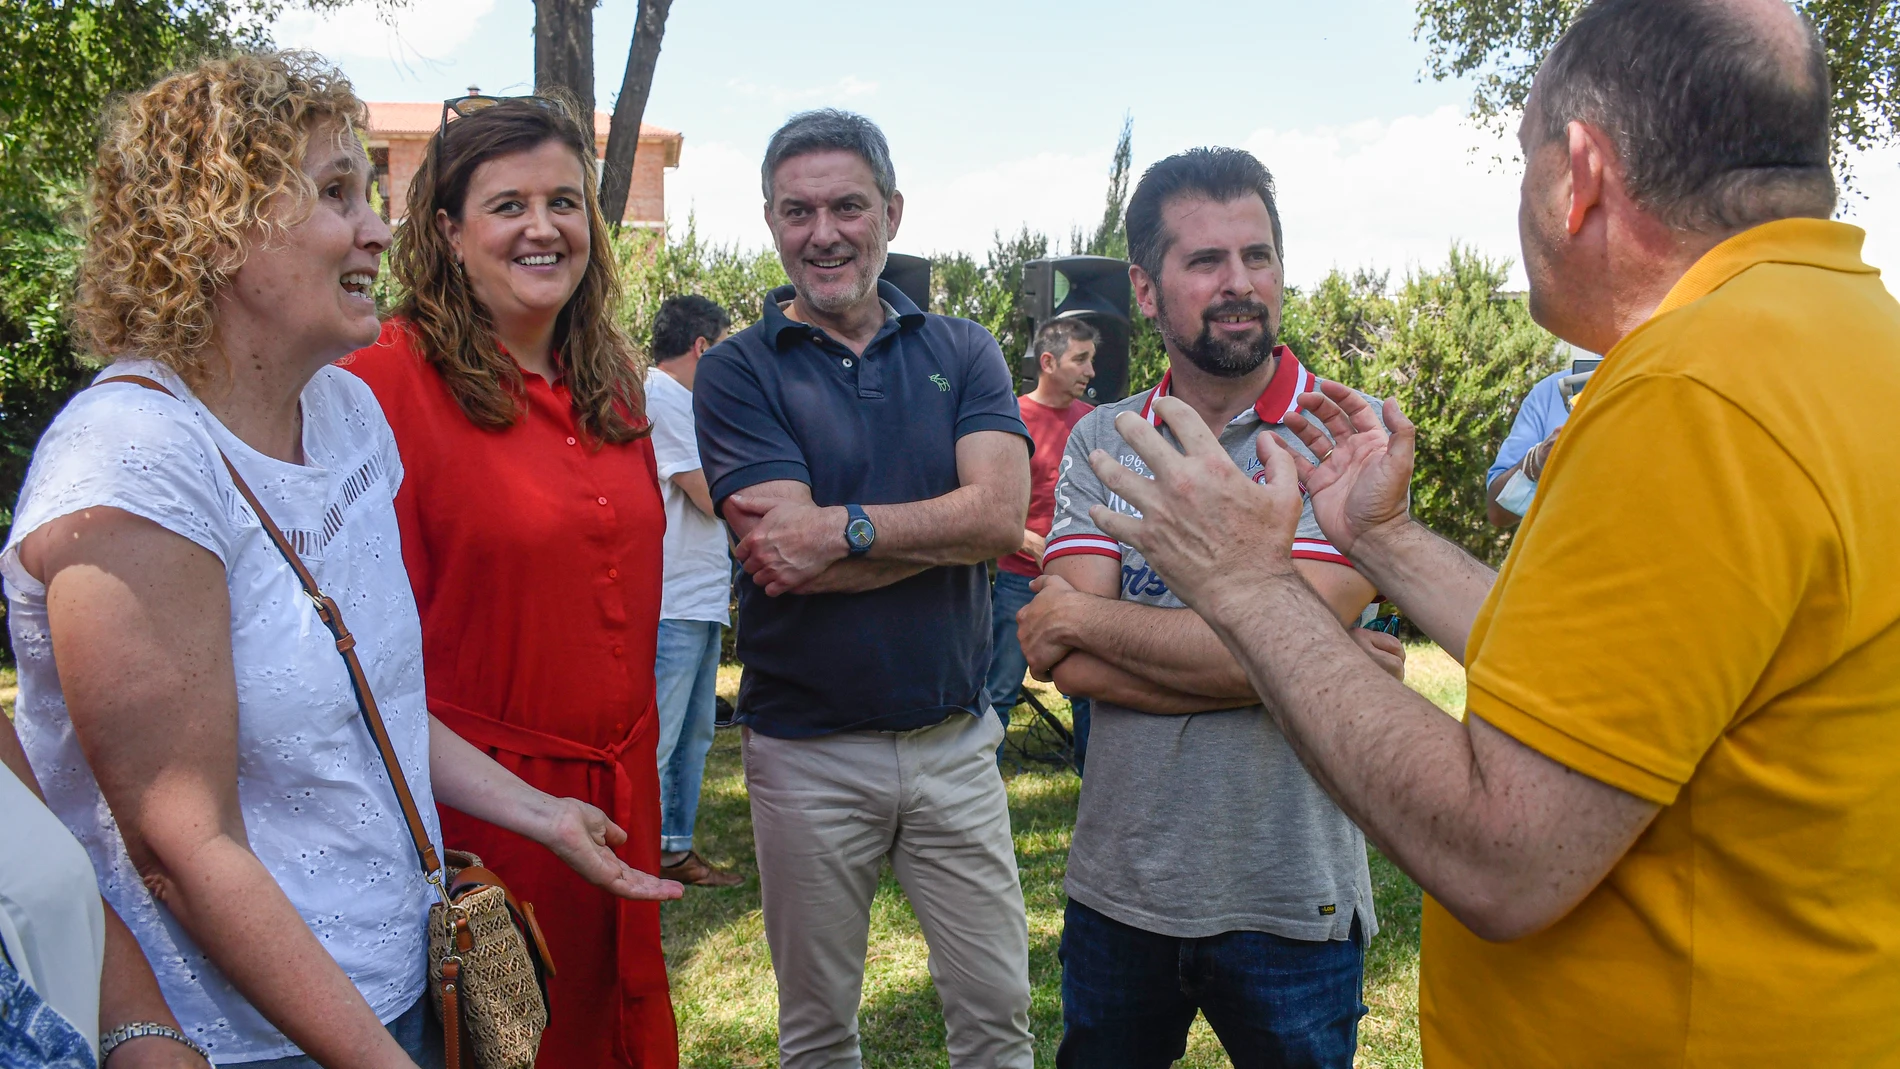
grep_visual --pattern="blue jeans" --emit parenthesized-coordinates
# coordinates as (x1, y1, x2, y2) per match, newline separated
(986, 569, 1091, 771)
(239, 996, 442, 1068)
(1057, 898, 1365, 1069)
(655, 618, 723, 854)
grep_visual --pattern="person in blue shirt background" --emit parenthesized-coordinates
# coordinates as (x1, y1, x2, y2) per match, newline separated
(1486, 355, 1585, 527)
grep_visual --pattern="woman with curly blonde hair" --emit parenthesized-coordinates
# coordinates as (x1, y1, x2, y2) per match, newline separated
(7, 52, 679, 1069)
(343, 96, 682, 1067)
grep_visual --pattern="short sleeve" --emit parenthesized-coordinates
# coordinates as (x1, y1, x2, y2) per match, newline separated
(692, 343, 809, 510)
(645, 374, 701, 480)
(1042, 408, 1122, 563)
(952, 321, 1034, 447)
(1465, 373, 1833, 805)
(1, 384, 233, 595)
(1488, 373, 1566, 484)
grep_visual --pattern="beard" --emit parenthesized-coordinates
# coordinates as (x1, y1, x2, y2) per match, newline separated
(1156, 291, 1279, 379)
(796, 240, 888, 316)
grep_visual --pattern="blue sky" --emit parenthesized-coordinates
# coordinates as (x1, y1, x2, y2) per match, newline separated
(280, 0, 1900, 286)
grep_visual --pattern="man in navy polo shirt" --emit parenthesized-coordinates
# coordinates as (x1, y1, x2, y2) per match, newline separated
(693, 109, 1035, 1069)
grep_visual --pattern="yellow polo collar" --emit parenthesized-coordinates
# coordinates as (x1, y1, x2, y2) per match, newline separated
(1655, 217, 1877, 317)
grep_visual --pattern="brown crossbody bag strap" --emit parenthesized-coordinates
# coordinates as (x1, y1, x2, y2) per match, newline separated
(95, 377, 451, 887)
(99, 374, 560, 1069)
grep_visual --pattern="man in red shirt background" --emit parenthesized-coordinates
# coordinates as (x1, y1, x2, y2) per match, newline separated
(986, 318, 1099, 769)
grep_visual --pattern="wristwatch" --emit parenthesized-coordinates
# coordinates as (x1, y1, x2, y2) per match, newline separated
(844, 503, 876, 556)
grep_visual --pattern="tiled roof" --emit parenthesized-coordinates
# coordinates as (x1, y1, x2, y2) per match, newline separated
(366, 102, 681, 164)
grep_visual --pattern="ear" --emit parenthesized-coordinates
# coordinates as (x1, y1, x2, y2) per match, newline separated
(1565, 120, 1609, 236)
(1039, 350, 1057, 376)
(1130, 261, 1160, 319)
(435, 208, 464, 264)
(884, 190, 905, 242)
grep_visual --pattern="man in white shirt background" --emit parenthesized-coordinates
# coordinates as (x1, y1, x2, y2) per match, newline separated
(646, 295, 744, 888)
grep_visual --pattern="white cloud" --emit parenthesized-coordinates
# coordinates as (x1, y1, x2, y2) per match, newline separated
(723, 75, 879, 108)
(665, 107, 1523, 280)
(663, 104, 1900, 292)
(664, 140, 771, 248)
(663, 141, 1116, 260)
(1241, 107, 1527, 288)
(1836, 142, 1900, 277)
(896, 150, 1115, 258)
(272, 0, 498, 68)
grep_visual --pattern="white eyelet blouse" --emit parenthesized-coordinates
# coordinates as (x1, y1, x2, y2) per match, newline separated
(2, 360, 443, 1063)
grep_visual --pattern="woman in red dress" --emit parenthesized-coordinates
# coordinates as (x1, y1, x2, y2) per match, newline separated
(344, 97, 679, 1068)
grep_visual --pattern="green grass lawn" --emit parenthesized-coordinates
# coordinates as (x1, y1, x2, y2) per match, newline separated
(664, 645, 1464, 1068)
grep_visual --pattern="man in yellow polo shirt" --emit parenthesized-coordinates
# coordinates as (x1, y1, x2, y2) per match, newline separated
(1067, 0, 1900, 1065)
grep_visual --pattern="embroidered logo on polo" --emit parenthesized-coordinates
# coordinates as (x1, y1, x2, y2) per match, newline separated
(928, 373, 951, 392)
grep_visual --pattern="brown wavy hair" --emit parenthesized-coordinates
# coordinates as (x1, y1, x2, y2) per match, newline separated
(391, 96, 648, 442)
(73, 51, 366, 384)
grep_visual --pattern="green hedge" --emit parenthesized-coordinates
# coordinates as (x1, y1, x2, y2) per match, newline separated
(0, 195, 88, 535)
(1285, 248, 1562, 565)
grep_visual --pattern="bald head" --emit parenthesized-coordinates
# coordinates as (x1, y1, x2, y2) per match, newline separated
(1728, 0, 1819, 68)
(1529, 0, 1834, 232)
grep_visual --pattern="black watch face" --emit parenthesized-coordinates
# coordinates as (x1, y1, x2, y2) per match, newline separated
(846, 517, 875, 550)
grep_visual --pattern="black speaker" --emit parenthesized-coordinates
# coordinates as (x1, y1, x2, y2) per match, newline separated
(880, 253, 932, 312)
(1020, 256, 1132, 403)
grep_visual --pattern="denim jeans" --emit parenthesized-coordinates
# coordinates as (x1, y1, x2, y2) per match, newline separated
(655, 618, 724, 854)
(1056, 898, 1365, 1069)
(985, 568, 1091, 772)
(238, 996, 443, 1068)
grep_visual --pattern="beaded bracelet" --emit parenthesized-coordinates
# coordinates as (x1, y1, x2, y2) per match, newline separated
(100, 1022, 212, 1063)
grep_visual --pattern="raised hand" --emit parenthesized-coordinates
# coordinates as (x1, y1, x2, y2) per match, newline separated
(1083, 397, 1305, 615)
(1274, 381, 1416, 559)
(542, 797, 684, 901)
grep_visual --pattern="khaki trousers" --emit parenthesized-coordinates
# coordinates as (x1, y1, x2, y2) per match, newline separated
(743, 711, 1034, 1069)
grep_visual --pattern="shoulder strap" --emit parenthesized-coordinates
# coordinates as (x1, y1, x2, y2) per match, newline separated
(95, 375, 450, 900)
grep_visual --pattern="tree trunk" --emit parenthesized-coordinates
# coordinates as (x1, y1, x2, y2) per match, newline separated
(599, 0, 673, 227)
(534, 0, 594, 118)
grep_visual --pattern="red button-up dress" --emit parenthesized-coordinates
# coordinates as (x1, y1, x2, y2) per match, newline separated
(345, 320, 676, 1068)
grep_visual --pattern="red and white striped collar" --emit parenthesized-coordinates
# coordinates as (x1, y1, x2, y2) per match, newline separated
(1138, 345, 1318, 428)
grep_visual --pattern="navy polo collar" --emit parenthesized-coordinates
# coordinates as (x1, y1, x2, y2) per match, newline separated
(762, 279, 927, 349)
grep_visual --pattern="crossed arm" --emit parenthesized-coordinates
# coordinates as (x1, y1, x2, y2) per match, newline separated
(1018, 551, 1390, 714)
(20, 508, 679, 1069)
(1080, 390, 1659, 941)
(721, 429, 1030, 596)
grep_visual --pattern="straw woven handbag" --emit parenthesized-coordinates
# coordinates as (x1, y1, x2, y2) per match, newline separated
(99, 376, 558, 1069)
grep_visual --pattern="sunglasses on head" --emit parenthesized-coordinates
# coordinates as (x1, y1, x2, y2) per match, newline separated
(438, 93, 566, 137)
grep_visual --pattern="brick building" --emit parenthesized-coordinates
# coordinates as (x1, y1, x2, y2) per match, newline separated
(364, 100, 683, 228)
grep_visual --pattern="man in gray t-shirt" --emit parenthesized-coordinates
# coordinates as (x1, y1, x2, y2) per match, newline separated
(1017, 147, 1403, 1069)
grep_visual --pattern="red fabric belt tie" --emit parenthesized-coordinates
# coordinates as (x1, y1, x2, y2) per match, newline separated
(431, 697, 646, 841)
(427, 697, 663, 1007)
